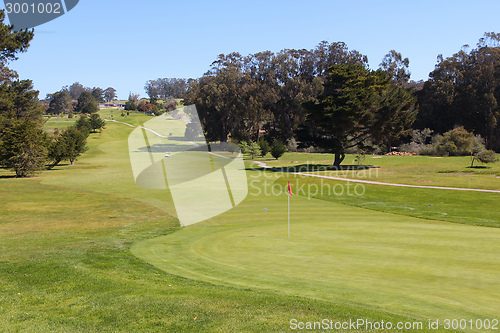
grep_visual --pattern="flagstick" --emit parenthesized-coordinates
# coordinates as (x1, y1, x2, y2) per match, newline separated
(288, 193, 290, 238)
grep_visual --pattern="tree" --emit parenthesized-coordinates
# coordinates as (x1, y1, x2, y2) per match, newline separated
(89, 113, 105, 132)
(145, 78, 189, 99)
(0, 10, 46, 177)
(248, 141, 261, 159)
(184, 122, 203, 140)
(74, 91, 98, 113)
(46, 90, 72, 115)
(270, 139, 286, 160)
(417, 33, 500, 150)
(91, 87, 105, 103)
(124, 100, 137, 111)
(48, 125, 88, 169)
(0, 80, 46, 177)
(300, 64, 417, 167)
(471, 150, 497, 167)
(0, 118, 47, 177)
(379, 50, 410, 87)
(0, 11, 34, 64)
(75, 114, 92, 135)
(258, 138, 270, 157)
(103, 87, 116, 102)
(63, 82, 86, 100)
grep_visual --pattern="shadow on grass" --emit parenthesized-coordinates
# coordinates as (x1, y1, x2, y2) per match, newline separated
(466, 166, 491, 169)
(246, 163, 379, 173)
(285, 164, 379, 172)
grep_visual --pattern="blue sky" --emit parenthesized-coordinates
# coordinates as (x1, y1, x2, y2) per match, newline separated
(4, 0, 500, 100)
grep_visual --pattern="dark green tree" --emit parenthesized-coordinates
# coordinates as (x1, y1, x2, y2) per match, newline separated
(89, 113, 105, 132)
(124, 100, 137, 111)
(270, 139, 286, 160)
(300, 64, 417, 167)
(0, 118, 47, 177)
(46, 90, 72, 115)
(417, 33, 500, 150)
(0, 11, 33, 64)
(75, 114, 92, 135)
(75, 91, 98, 113)
(91, 87, 105, 103)
(48, 125, 88, 169)
(258, 138, 270, 157)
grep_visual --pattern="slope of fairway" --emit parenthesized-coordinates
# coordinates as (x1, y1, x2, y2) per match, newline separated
(133, 169, 500, 326)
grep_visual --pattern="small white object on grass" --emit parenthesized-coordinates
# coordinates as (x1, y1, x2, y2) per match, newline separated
(264, 208, 268, 211)
(164, 152, 171, 158)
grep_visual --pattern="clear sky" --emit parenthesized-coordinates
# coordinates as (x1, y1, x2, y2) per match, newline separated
(4, 0, 500, 100)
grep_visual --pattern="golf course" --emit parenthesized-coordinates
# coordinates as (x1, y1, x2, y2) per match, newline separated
(1, 110, 498, 332)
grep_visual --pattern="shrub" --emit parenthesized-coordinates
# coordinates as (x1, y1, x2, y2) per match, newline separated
(124, 100, 136, 111)
(436, 127, 474, 156)
(270, 139, 287, 160)
(138, 103, 154, 113)
(238, 141, 250, 155)
(258, 138, 270, 157)
(249, 141, 261, 159)
(165, 98, 178, 112)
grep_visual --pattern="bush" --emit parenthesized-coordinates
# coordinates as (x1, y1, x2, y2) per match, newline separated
(165, 98, 178, 112)
(249, 141, 261, 159)
(270, 139, 287, 160)
(238, 141, 250, 155)
(138, 103, 154, 113)
(258, 138, 270, 157)
(436, 127, 474, 156)
(399, 127, 486, 157)
(124, 100, 136, 111)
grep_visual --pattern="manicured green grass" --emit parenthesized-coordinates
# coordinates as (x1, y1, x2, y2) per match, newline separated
(254, 152, 500, 190)
(2, 111, 498, 331)
(43, 115, 78, 133)
(133, 166, 500, 329)
(269, 172, 500, 227)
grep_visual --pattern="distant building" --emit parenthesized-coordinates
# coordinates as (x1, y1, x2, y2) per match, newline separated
(99, 103, 126, 109)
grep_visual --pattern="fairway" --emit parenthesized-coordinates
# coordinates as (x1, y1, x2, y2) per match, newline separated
(132, 167, 500, 326)
(2, 111, 499, 332)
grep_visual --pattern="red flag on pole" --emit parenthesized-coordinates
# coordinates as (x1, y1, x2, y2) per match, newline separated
(288, 181, 293, 196)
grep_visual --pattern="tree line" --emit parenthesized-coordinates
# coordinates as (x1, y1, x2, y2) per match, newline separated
(45, 83, 117, 115)
(181, 41, 419, 166)
(181, 34, 500, 162)
(416, 32, 500, 151)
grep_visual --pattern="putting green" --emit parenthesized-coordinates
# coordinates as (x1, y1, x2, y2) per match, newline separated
(132, 169, 500, 325)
